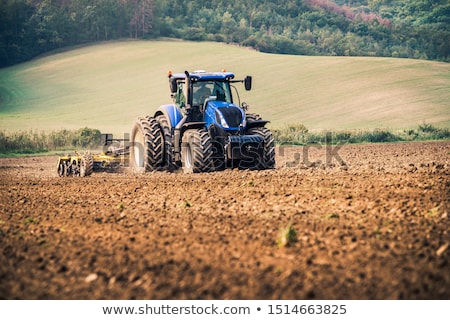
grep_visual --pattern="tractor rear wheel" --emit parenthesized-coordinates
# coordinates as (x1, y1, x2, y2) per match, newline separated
(181, 129, 214, 173)
(248, 127, 276, 170)
(130, 116, 164, 172)
(156, 115, 177, 171)
(80, 152, 94, 177)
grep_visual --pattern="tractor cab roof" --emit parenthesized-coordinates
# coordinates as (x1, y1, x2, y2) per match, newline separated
(169, 70, 235, 82)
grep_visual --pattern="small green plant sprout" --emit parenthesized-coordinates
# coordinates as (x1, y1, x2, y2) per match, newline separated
(275, 266, 283, 275)
(240, 180, 256, 187)
(24, 217, 38, 225)
(117, 203, 125, 212)
(277, 221, 298, 248)
(181, 200, 192, 208)
(325, 213, 340, 219)
(423, 205, 440, 217)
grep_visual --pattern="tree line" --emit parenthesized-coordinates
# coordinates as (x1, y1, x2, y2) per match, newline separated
(1, 0, 449, 67)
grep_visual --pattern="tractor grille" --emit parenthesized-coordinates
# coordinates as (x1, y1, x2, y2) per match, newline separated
(217, 106, 242, 128)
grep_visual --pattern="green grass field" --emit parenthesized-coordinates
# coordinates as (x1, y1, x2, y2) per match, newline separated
(1, 39, 449, 137)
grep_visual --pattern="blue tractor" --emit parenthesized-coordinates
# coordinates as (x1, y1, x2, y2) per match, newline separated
(130, 70, 275, 173)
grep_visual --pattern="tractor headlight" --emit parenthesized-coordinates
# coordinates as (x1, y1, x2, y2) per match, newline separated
(215, 110, 230, 129)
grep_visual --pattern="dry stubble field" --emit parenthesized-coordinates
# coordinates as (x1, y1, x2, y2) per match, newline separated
(0, 141, 449, 300)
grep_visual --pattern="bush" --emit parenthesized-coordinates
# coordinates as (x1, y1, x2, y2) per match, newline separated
(0, 127, 101, 154)
(71, 127, 101, 148)
(273, 123, 450, 146)
(363, 129, 402, 143)
(432, 128, 450, 140)
(415, 123, 450, 140)
(418, 122, 438, 133)
(273, 123, 308, 145)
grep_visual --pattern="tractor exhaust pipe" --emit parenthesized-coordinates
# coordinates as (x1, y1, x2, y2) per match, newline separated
(184, 70, 193, 110)
(172, 71, 192, 162)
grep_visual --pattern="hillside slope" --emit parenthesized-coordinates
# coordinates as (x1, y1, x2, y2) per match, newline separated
(0, 40, 449, 136)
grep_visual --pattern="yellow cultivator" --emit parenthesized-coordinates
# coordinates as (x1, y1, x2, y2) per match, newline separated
(56, 151, 94, 177)
(56, 134, 129, 177)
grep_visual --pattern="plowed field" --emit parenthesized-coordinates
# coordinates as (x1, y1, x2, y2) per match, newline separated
(1, 141, 449, 300)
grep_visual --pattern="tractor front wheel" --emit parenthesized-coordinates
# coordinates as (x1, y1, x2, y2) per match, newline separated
(248, 127, 276, 170)
(130, 116, 164, 172)
(181, 129, 214, 173)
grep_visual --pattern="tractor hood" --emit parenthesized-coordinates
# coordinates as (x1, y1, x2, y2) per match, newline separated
(204, 100, 245, 130)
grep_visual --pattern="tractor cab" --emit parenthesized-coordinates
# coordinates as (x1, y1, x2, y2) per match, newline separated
(168, 70, 252, 127)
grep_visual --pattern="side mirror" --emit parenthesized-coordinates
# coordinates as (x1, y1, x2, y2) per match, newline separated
(169, 78, 177, 94)
(244, 76, 252, 91)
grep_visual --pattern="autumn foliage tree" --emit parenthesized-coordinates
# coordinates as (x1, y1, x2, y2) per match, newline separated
(1, 0, 449, 67)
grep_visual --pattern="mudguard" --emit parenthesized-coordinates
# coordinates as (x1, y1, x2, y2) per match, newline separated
(155, 104, 183, 129)
(246, 120, 270, 129)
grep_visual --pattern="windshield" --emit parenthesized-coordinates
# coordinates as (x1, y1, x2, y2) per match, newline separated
(192, 81, 232, 106)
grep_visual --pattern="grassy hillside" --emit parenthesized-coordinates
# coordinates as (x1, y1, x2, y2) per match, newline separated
(0, 39, 449, 137)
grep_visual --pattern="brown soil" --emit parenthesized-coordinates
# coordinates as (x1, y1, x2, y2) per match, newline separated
(1, 141, 449, 300)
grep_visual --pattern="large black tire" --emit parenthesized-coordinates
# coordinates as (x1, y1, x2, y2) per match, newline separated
(156, 115, 177, 171)
(248, 127, 276, 170)
(246, 113, 262, 122)
(80, 152, 94, 177)
(208, 125, 226, 171)
(130, 116, 164, 172)
(181, 129, 214, 173)
(57, 161, 67, 177)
